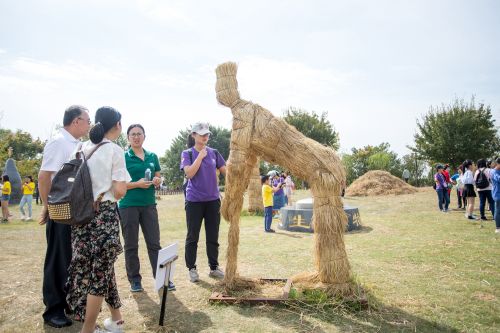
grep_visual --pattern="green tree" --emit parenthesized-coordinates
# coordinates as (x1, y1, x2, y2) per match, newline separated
(0, 129, 45, 179)
(401, 153, 430, 187)
(160, 125, 231, 189)
(342, 143, 402, 184)
(410, 97, 500, 168)
(283, 107, 340, 149)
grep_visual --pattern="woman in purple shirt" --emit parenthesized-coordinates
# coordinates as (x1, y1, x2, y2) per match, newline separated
(434, 164, 450, 212)
(180, 122, 226, 283)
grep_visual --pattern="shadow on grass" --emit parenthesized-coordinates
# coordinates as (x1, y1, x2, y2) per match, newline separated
(347, 225, 373, 234)
(133, 290, 212, 333)
(208, 287, 459, 333)
(228, 299, 459, 333)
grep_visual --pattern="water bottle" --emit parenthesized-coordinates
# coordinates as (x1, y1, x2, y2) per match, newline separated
(145, 168, 151, 181)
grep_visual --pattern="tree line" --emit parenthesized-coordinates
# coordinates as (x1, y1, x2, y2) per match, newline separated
(2, 97, 499, 188)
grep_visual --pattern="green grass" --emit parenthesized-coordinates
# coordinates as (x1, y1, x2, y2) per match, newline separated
(0, 189, 498, 332)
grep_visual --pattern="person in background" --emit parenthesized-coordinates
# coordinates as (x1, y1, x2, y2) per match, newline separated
(283, 172, 295, 206)
(19, 175, 35, 221)
(475, 158, 495, 220)
(39, 105, 91, 329)
(34, 180, 41, 205)
(443, 164, 452, 206)
(261, 175, 281, 232)
(490, 157, 500, 234)
(181, 122, 226, 283)
(65, 106, 130, 333)
(451, 166, 465, 209)
(402, 168, 410, 183)
(118, 124, 172, 293)
(1, 175, 11, 222)
(462, 159, 478, 220)
(272, 174, 285, 219)
(434, 165, 449, 212)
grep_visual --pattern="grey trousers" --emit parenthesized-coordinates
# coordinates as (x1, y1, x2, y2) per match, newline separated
(119, 205, 161, 283)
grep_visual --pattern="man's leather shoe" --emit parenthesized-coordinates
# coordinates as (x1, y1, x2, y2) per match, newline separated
(44, 315, 73, 328)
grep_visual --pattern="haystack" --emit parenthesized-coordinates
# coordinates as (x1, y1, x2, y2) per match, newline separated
(215, 62, 354, 297)
(345, 170, 417, 197)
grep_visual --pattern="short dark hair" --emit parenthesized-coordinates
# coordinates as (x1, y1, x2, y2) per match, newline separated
(261, 175, 270, 184)
(127, 124, 145, 136)
(2, 175, 9, 182)
(496, 157, 500, 165)
(436, 164, 444, 171)
(63, 105, 88, 126)
(476, 159, 487, 169)
(463, 159, 473, 169)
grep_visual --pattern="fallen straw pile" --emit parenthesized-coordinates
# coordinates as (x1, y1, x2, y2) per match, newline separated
(215, 61, 355, 297)
(345, 170, 418, 197)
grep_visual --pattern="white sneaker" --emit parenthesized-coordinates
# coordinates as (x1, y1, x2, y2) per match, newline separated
(103, 318, 124, 333)
(20, 215, 26, 221)
(189, 268, 200, 282)
(93, 326, 112, 333)
(209, 267, 224, 279)
(495, 229, 500, 234)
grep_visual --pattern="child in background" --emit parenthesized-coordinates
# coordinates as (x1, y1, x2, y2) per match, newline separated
(261, 175, 280, 233)
(20, 175, 35, 221)
(1, 175, 11, 223)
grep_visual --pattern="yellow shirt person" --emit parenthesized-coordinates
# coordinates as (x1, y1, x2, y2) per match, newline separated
(262, 183, 273, 208)
(261, 175, 280, 233)
(1, 181, 11, 195)
(23, 181, 35, 195)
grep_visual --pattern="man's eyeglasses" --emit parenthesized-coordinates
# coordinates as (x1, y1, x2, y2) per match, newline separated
(129, 133, 144, 138)
(78, 117, 91, 125)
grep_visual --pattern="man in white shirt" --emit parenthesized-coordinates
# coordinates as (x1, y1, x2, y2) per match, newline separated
(39, 105, 91, 328)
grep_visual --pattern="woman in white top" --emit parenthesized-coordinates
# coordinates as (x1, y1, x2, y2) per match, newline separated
(474, 158, 495, 220)
(283, 172, 294, 206)
(461, 159, 478, 220)
(65, 107, 131, 333)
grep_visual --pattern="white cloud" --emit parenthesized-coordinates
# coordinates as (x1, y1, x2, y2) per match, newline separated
(11, 58, 124, 82)
(233, 56, 364, 114)
(135, 0, 193, 26)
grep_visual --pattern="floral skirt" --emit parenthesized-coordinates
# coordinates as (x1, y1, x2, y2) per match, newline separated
(65, 201, 123, 321)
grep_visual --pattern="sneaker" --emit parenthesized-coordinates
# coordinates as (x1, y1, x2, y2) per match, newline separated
(209, 267, 224, 279)
(167, 281, 176, 291)
(130, 281, 143, 292)
(103, 318, 124, 333)
(265, 229, 276, 233)
(189, 268, 199, 282)
(480, 216, 488, 221)
(94, 326, 112, 333)
(20, 215, 26, 220)
(496, 229, 500, 234)
(467, 215, 478, 220)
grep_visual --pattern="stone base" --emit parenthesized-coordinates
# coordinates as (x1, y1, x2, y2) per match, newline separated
(278, 204, 361, 233)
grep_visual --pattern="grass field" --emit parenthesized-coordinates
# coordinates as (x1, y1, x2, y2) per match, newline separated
(0, 188, 498, 332)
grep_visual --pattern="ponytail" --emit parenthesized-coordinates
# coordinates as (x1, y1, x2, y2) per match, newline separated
(187, 133, 195, 148)
(89, 122, 105, 144)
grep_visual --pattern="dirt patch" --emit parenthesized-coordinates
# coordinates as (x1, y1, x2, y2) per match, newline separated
(472, 292, 496, 302)
(346, 170, 418, 197)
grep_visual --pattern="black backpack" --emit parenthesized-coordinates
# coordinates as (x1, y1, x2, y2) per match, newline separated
(47, 142, 109, 225)
(475, 169, 490, 189)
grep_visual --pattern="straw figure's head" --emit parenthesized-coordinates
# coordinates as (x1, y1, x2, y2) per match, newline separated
(216, 62, 240, 108)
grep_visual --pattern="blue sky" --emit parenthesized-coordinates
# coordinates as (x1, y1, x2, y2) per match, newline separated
(0, 0, 499, 157)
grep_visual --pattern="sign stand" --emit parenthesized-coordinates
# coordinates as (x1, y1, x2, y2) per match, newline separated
(158, 254, 178, 326)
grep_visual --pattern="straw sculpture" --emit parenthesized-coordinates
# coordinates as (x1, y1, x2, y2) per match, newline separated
(247, 160, 263, 213)
(216, 62, 354, 296)
(346, 170, 418, 196)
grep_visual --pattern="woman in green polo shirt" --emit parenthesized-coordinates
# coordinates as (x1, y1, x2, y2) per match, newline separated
(118, 124, 174, 292)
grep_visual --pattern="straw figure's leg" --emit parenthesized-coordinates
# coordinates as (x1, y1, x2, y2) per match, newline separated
(221, 148, 258, 288)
